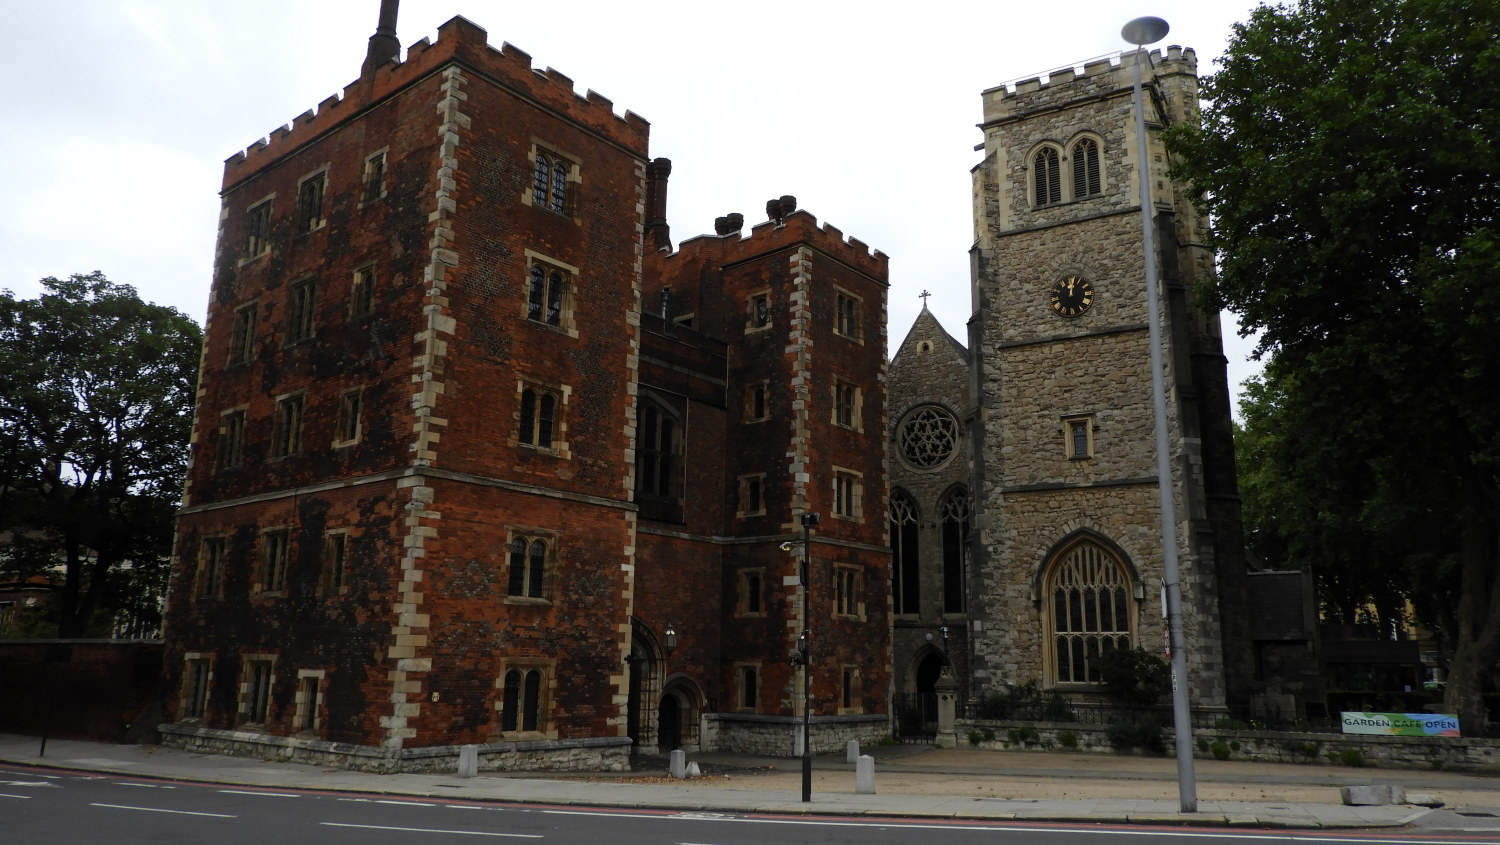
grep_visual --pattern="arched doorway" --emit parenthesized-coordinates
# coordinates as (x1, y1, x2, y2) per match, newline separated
(657, 694, 681, 751)
(657, 678, 704, 753)
(625, 621, 665, 753)
(895, 648, 946, 741)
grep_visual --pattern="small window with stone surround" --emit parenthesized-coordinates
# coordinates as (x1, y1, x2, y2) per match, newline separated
(243, 198, 273, 259)
(747, 290, 772, 331)
(506, 530, 554, 602)
(834, 287, 863, 342)
(361, 149, 387, 204)
(528, 145, 577, 216)
(833, 467, 863, 521)
(295, 170, 327, 234)
(181, 655, 214, 719)
(228, 301, 258, 365)
(497, 660, 554, 735)
(744, 382, 770, 422)
(239, 655, 276, 725)
(1064, 415, 1095, 460)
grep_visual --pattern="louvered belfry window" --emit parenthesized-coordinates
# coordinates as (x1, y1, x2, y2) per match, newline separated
(1072, 137, 1101, 198)
(1034, 147, 1062, 205)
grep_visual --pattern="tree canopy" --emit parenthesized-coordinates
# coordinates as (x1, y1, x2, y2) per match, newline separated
(0, 273, 201, 638)
(1165, 0, 1500, 732)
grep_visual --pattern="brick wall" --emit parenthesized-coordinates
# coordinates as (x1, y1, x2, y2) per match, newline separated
(0, 640, 163, 742)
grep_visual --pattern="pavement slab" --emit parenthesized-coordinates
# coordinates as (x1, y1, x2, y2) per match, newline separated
(3, 732, 1493, 830)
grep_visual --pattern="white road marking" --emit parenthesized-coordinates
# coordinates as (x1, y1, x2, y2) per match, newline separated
(322, 822, 541, 837)
(0, 780, 56, 788)
(376, 799, 436, 806)
(115, 782, 174, 789)
(90, 802, 235, 818)
(0, 792, 32, 799)
(218, 789, 297, 798)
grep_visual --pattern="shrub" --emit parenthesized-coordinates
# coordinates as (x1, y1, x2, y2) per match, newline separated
(1210, 740, 1231, 760)
(1042, 691, 1076, 722)
(1059, 730, 1078, 748)
(1097, 647, 1172, 707)
(1338, 748, 1367, 768)
(1196, 738, 1210, 753)
(1229, 740, 1242, 752)
(967, 730, 984, 746)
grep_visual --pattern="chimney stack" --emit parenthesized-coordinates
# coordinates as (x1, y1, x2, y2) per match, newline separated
(364, 0, 402, 72)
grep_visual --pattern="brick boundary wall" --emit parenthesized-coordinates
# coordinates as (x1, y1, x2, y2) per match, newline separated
(0, 640, 163, 743)
(958, 719, 1500, 774)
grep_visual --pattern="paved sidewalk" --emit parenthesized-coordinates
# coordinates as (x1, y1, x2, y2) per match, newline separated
(3, 732, 1494, 829)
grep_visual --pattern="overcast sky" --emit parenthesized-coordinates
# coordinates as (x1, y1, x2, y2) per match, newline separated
(0, 0, 1262, 404)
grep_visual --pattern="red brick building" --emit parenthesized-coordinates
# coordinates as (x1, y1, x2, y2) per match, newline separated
(159, 12, 889, 771)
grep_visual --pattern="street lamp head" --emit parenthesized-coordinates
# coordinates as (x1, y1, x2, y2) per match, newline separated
(779, 541, 798, 552)
(1121, 16, 1169, 47)
(663, 622, 678, 653)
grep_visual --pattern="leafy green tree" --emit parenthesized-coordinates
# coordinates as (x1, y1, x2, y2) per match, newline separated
(0, 273, 201, 638)
(1166, 0, 1500, 731)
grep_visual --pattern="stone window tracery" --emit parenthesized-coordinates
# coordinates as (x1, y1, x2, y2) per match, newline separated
(940, 488, 971, 614)
(897, 406, 959, 469)
(1045, 539, 1133, 684)
(889, 489, 920, 614)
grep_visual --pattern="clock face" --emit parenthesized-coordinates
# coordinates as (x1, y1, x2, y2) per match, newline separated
(1049, 275, 1094, 317)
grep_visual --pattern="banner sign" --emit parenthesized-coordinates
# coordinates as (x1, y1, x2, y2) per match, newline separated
(1340, 711, 1460, 737)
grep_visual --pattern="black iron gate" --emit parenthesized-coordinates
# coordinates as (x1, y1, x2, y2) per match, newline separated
(893, 692, 937, 742)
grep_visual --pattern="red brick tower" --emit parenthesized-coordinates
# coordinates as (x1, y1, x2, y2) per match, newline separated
(638, 207, 890, 753)
(163, 16, 649, 769)
(161, 11, 891, 770)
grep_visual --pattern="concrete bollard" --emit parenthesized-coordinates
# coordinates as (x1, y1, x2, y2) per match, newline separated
(457, 744, 478, 779)
(855, 754, 876, 794)
(1341, 784, 1406, 806)
(686, 761, 701, 778)
(670, 749, 687, 779)
(847, 739, 860, 763)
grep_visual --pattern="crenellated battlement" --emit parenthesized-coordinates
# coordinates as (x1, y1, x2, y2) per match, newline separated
(981, 46, 1196, 123)
(668, 210, 888, 277)
(223, 15, 649, 189)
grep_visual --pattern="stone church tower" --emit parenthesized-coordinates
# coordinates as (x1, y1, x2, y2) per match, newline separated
(965, 47, 1250, 708)
(889, 47, 1258, 717)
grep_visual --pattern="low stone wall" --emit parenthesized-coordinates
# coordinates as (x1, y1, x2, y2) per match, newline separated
(957, 718, 1500, 774)
(709, 713, 889, 756)
(159, 723, 631, 774)
(0, 640, 162, 743)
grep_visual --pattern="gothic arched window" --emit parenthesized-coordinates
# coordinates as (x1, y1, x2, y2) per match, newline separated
(889, 490, 920, 614)
(1033, 146, 1062, 206)
(1045, 538, 1133, 684)
(1071, 137, 1101, 198)
(940, 488, 971, 615)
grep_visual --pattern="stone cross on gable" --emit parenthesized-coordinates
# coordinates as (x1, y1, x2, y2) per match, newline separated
(919, 289, 931, 307)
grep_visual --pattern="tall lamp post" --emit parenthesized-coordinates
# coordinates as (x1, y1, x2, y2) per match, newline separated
(1122, 14, 1197, 813)
(782, 511, 819, 803)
